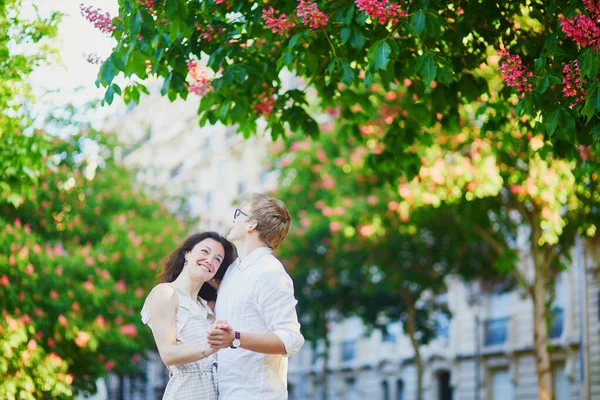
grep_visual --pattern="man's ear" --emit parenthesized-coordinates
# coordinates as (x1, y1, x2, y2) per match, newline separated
(247, 220, 258, 232)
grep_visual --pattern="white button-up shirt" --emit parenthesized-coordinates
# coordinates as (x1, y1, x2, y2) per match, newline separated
(215, 247, 305, 400)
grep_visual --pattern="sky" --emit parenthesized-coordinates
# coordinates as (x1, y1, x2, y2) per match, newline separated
(28, 0, 121, 124)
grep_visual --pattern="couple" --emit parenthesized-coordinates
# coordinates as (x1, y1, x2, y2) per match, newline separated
(140, 193, 305, 400)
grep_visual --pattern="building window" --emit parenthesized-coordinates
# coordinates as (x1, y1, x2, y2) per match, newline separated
(553, 364, 570, 400)
(490, 369, 513, 400)
(550, 307, 564, 339)
(435, 311, 450, 339)
(382, 331, 396, 343)
(396, 379, 404, 400)
(204, 192, 212, 210)
(341, 341, 355, 362)
(204, 136, 211, 152)
(345, 377, 360, 400)
(484, 317, 508, 346)
(485, 290, 510, 346)
(237, 181, 245, 196)
(170, 163, 183, 178)
(288, 383, 295, 400)
(437, 371, 453, 400)
(382, 380, 390, 400)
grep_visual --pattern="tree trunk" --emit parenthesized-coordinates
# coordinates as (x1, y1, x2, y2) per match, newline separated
(322, 338, 330, 400)
(404, 294, 424, 400)
(532, 261, 553, 400)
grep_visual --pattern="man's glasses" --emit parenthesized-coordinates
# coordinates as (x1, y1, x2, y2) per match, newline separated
(234, 208, 249, 219)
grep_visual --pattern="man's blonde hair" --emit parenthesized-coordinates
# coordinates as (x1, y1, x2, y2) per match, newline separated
(248, 193, 291, 249)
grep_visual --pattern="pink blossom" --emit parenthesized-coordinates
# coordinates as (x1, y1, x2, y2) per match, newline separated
(0, 275, 9, 287)
(135, 288, 144, 297)
(329, 222, 342, 233)
(27, 339, 37, 351)
(497, 47, 533, 96)
(75, 331, 91, 348)
(262, 7, 296, 35)
(580, 145, 592, 161)
(48, 338, 56, 347)
(187, 60, 213, 96)
(120, 324, 138, 338)
(25, 264, 34, 276)
(50, 290, 59, 300)
(85, 53, 104, 65)
(105, 360, 115, 370)
(562, 60, 587, 107)
(297, 0, 328, 28)
(254, 89, 277, 117)
(80, 4, 115, 35)
(95, 315, 106, 327)
(72, 302, 80, 312)
(58, 315, 68, 326)
(561, 14, 600, 50)
(84, 281, 94, 293)
(355, 0, 406, 24)
(115, 280, 127, 292)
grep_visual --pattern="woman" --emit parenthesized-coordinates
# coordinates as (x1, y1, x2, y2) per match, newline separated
(141, 232, 235, 400)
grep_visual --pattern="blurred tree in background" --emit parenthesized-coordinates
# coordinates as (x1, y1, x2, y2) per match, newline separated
(0, 0, 60, 207)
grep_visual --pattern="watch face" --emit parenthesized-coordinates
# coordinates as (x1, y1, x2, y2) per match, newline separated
(232, 339, 241, 348)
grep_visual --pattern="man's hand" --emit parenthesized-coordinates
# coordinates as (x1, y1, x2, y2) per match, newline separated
(207, 320, 235, 350)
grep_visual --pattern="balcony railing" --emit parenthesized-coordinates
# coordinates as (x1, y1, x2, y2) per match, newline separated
(550, 307, 564, 339)
(484, 317, 508, 346)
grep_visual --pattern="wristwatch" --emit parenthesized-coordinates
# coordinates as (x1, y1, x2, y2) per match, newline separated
(230, 331, 241, 349)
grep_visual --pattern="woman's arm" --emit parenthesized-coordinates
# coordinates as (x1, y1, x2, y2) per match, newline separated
(149, 284, 217, 367)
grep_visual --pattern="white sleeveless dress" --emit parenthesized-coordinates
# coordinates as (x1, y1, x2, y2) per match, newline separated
(141, 284, 218, 400)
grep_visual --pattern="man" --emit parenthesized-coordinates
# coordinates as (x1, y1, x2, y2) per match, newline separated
(207, 193, 305, 399)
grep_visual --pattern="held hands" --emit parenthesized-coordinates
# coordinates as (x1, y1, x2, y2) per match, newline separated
(207, 320, 235, 350)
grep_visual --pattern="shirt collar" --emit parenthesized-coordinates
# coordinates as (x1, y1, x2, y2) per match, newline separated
(238, 246, 272, 271)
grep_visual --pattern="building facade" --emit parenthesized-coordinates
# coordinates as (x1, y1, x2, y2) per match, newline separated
(288, 240, 600, 400)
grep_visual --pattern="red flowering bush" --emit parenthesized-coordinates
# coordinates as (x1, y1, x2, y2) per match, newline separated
(0, 131, 192, 396)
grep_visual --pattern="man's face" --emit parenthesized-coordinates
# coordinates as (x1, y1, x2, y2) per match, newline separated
(227, 203, 251, 243)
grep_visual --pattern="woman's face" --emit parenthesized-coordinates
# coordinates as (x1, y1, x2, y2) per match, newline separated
(184, 238, 226, 281)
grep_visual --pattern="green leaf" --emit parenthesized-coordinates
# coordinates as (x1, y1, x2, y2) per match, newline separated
(591, 123, 600, 139)
(546, 108, 561, 137)
(534, 56, 546, 72)
(225, 65, 247, 84)
(368, 40, 392, 71)
(340, 60, 354, 86)
(581, 49, 600, 80)
(289, 33, 303, 48)
(105, 85, 115, 105)
(412, 12, 425, 36)
(129, 10, 141, 35)
(437, 63, 453, 86)
(99, 58, 116, 86)
(418, 54, 436, 85)
(350, 28, 365, 50)
(161, 73, 171, 96)
(111, 83, 122, 96)
(538, 76, 549, 94)
(340, 27, 351, 44)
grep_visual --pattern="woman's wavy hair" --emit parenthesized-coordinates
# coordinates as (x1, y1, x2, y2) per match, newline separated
(158, 232, 235, 301)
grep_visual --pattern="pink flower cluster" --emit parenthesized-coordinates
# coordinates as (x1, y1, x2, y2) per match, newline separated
(254, 87, 277, 117)
(497, 47, 533, 96)
(141, 0, 155, 8)
(562, 60, 587, 106)
(355, 0, 406, 24)
(186, 60, 212, 96)
(561, 0, 600, 50)
(80, 4, 115, 35)
(262, 7, 296, 35)
(85, 53, 104, 65)
(297, 0, 328, 29)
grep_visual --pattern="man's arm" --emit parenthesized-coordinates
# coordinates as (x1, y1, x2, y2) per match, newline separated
(207, 328, 286, 354)
(208, 270, 304, 355)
